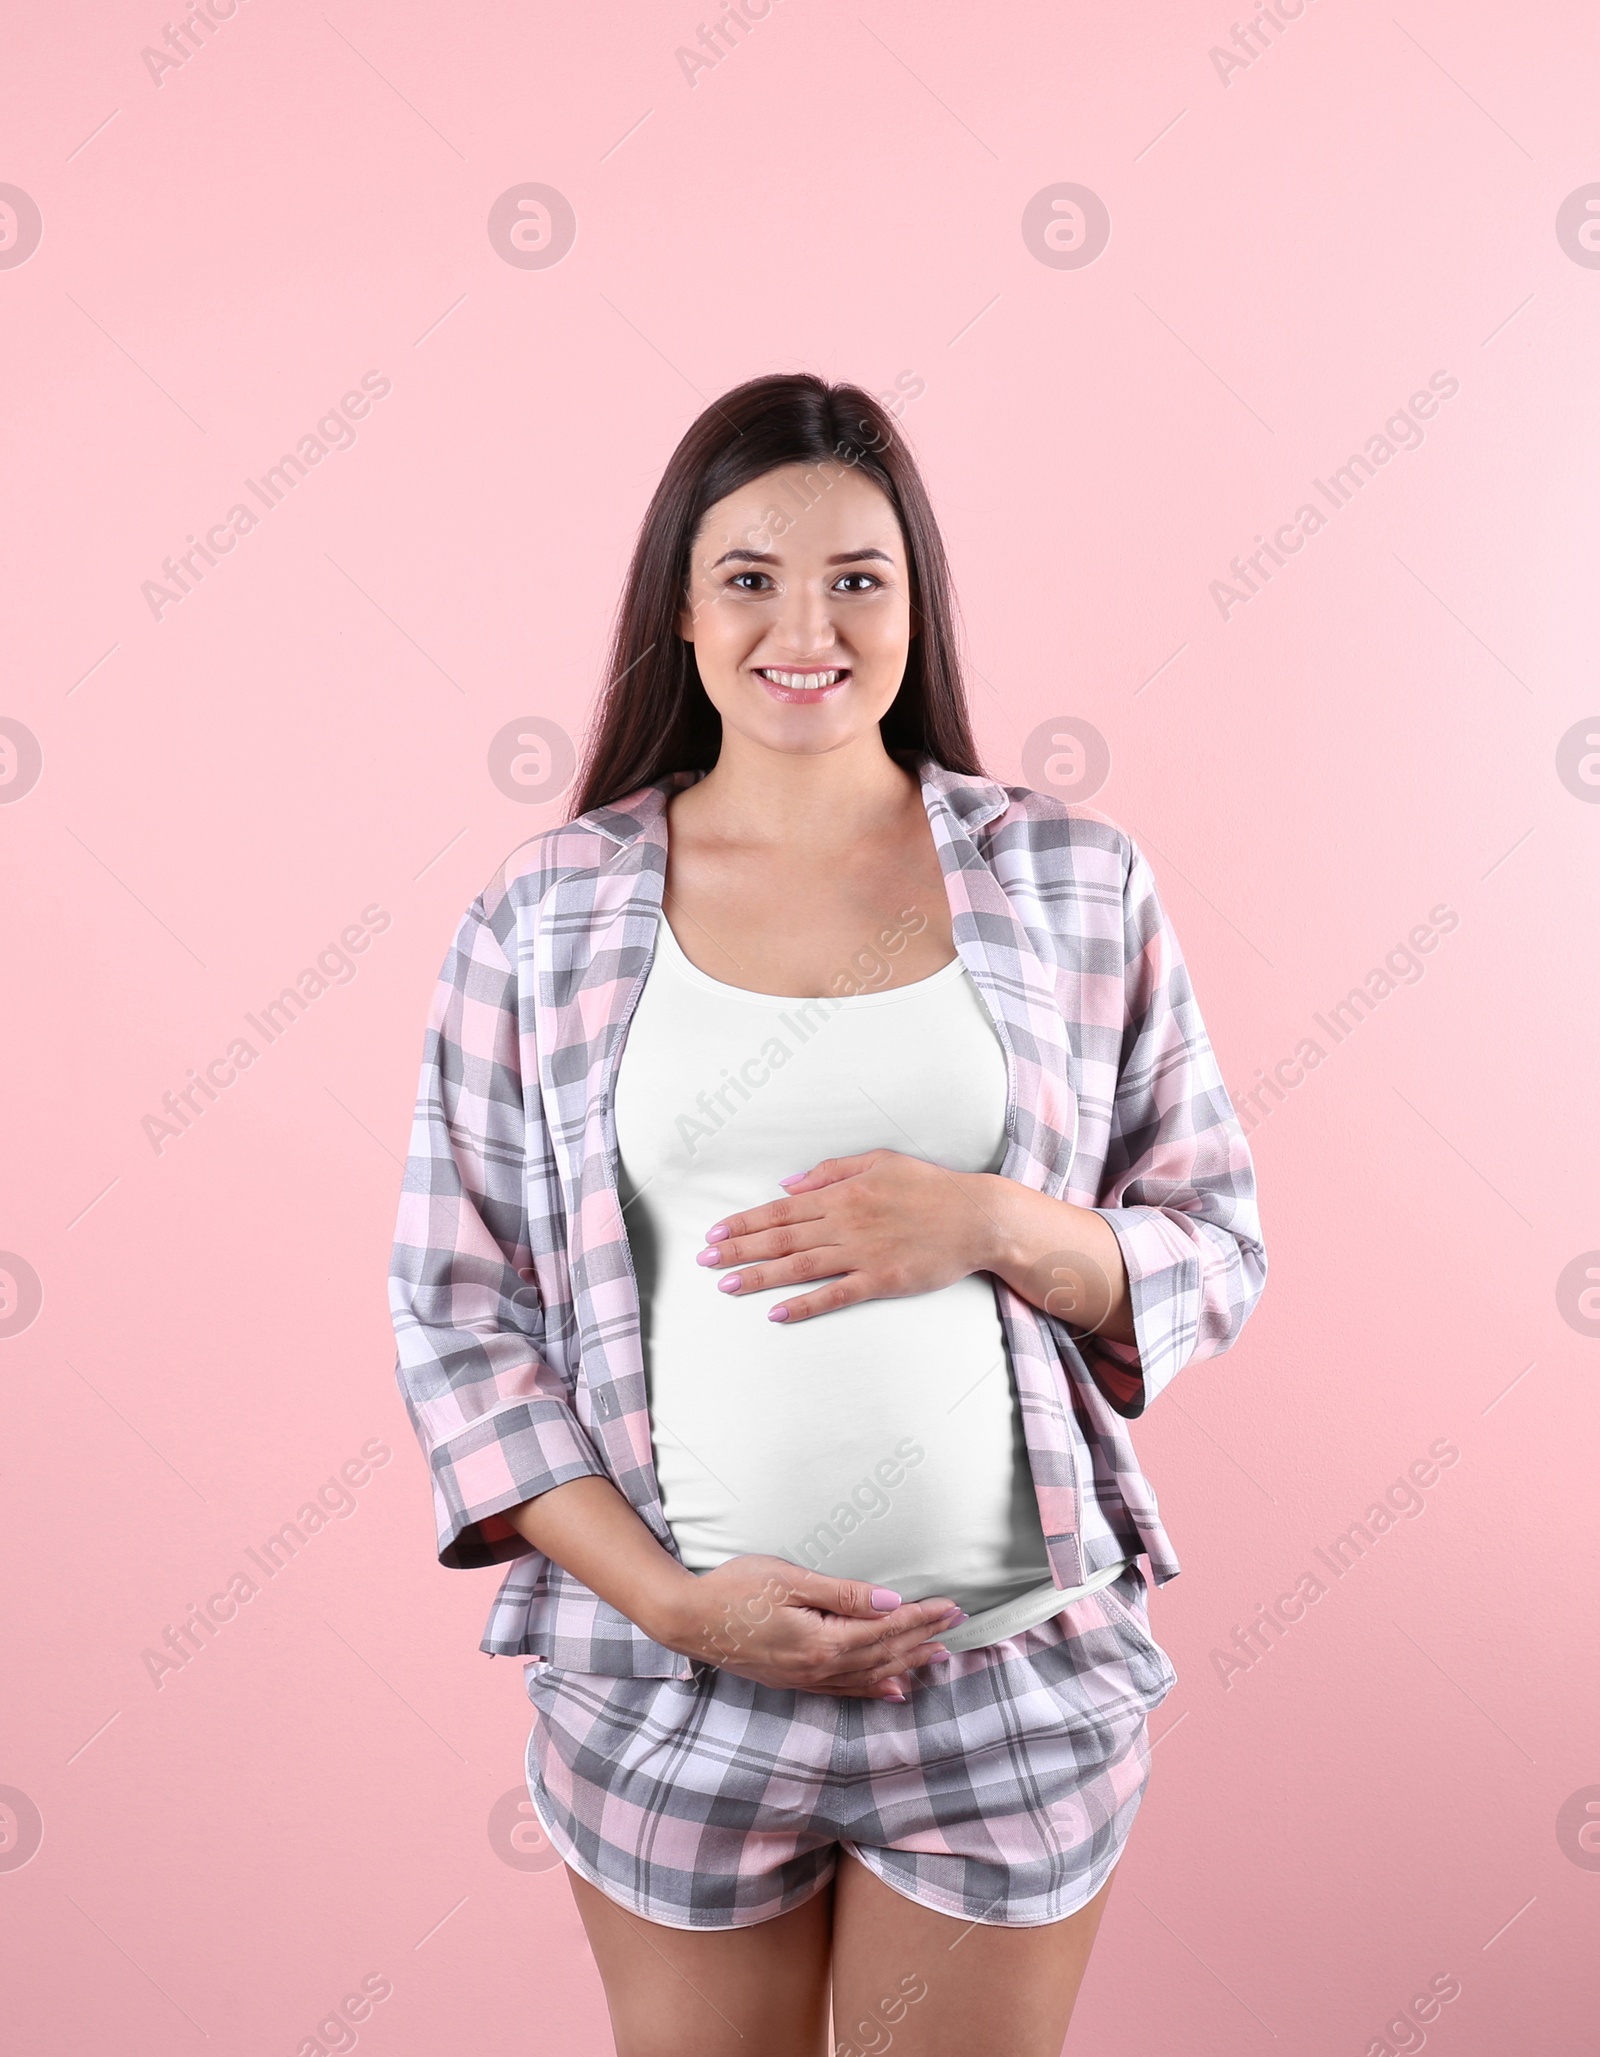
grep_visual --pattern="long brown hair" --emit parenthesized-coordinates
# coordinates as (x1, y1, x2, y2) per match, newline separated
(571, 372, 984, 817)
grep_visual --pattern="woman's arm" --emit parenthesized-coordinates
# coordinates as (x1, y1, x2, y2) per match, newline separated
(502, 1478, 698, 1648)
(969, 1180, 1137, 1346)
(391, 890, 960, 1697)
(390, 894, 613, 1573)
(695, 836, 1266, 1410)
(698, 1152, 1135, 1342)
(505, 1478, 963, 1699)
(1044, 834, 1268, 1415)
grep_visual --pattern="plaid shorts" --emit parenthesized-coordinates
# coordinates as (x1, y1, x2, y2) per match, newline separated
(521, 1561, 1178, 1930)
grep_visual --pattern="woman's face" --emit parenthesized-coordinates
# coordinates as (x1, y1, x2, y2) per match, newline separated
(678, 460, 915, 759)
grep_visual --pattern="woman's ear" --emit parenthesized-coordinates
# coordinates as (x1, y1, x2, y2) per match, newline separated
(677, 593, 697, 643)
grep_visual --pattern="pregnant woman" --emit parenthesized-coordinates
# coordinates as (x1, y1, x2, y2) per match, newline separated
(389, 373, 1266, 2055)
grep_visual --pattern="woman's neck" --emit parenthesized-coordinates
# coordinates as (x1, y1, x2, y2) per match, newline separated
(670, 734, 922, 855)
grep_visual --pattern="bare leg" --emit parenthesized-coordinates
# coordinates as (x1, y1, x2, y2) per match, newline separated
(829, 1852, 1118, 2056)
(562, 1862, 835, 2057)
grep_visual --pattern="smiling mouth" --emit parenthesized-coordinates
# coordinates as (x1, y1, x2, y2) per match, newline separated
(754, 666, 851, 693)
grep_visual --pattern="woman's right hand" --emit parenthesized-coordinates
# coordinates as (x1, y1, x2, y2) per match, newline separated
(655, 1553, 964, 1700)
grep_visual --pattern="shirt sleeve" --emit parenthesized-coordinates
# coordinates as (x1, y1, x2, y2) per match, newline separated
(1064, 836, 1267, 1418)
(388, 893, 608, 1569)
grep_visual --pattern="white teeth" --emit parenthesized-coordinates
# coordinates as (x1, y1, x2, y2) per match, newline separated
(761, 668, 843, 689)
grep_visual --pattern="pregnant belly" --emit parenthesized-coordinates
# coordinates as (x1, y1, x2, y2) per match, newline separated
(645, 1267, 1054, 1616)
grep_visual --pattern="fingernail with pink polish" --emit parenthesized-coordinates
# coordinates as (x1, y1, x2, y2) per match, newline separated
(777, 1173, 807, 1187)
(717, 1275, 742, 1294)
(871, 1588, 902, 1611)
(696, 1248, 720, 1266)
(705, 1224, 730, 1241)
(767, 1305, 789, 1322)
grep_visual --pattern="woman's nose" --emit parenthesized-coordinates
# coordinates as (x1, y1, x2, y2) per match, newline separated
(771, 580, 838, 655)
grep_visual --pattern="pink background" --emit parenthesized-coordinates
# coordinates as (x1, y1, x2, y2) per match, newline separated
(3, 1, 1597, 2049)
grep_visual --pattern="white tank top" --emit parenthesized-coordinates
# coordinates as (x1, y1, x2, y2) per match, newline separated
(613, 912, 1126, 1651)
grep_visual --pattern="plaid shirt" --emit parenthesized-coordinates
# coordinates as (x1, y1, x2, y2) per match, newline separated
(388, 757, 1267, 1674)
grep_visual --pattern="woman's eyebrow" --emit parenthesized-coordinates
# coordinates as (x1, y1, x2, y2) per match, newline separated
(706, 545, 896, 569)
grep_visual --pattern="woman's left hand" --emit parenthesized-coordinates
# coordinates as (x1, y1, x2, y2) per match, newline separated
(697, 1150, 1005, 1323)
(698, 1148, 1139, 1344)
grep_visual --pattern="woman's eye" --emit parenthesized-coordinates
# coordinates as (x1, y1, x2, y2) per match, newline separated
(725, 569, 881, 594)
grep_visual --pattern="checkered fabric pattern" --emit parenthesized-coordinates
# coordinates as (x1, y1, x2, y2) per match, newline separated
(521, 1561, 1177, 1929)
(388, 756, 1267, 1670)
